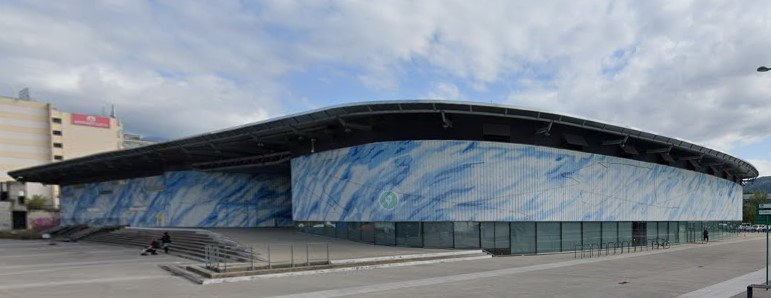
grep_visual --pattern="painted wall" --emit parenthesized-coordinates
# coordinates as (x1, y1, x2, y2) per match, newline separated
(292, 140, 742, 222)
(61, 171, 292, 227)
(27, 210, 60, 231)
(0, 202, 10, 230)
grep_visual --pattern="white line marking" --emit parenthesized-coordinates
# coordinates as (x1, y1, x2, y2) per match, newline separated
(0, 275, 171, 290)
(676, 268, 765, 298)
(1, 257, 181, 270)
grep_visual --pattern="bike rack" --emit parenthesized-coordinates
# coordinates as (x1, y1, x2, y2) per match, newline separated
(606, 242, 615, 255)
(620, 240, 631, 253)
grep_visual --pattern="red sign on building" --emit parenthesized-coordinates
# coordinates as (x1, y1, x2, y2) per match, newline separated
(71, 114, 111, 128)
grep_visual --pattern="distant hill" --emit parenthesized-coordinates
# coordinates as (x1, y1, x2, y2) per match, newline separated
(745, 176, 771, 193)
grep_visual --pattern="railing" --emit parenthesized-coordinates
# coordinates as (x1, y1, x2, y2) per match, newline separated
(204, 242, 330, 272)
(267, 243, 330, 269)
(573, 238, 671, 259)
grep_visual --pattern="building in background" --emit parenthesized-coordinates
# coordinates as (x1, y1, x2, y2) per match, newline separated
(122, 133, 156, 149)
(0, 94, 123, 229)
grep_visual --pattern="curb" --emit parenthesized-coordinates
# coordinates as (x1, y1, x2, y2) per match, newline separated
(197, 254, 492, 285)
(330, 250, 486, 265)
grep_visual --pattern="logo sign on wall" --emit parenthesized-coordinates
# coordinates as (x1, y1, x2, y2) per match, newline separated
(71, 113, 111, 128)
(379, 191, 399, 210)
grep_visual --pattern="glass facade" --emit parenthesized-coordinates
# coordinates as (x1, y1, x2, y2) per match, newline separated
(561, 222, 581, 251)
(582, 222, 602, 247)
(395, 222, 422, 247)
(374, 222, 395, 245)
(423, 222, 453, 248)
(296, 220, 741, 255)
(536, 222, 561, 253)
(511, 222, 535, 255)
(454, 222, 480, 249)
(602, 222, 618, 244)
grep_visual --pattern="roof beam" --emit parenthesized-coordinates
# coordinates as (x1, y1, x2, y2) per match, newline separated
(535, 121, 552, 136)
(646, 145, 673, 154)
(602, 135, 628, 146)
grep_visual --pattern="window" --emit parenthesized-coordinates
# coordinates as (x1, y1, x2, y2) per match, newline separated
(52, 130, 62, 136)
(374, 222, 395, 246)
(561, 222, 581, 251)
(395, 222, 422, 247)
(51, 117, 62, 123)
(454, 222, 480, 249)
(536, 222, 561, 253)
(423, 222, 453, 248)
(511, 222, 536, 254)
(53, 143, 63, 148)
(361, 222, 375, 244)
(53, 155, 63, 160)
(582, 222, 602, 247)
(602, 222, 618, 244)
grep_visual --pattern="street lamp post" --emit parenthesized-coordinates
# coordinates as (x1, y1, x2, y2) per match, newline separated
(760, 66, 770, 288)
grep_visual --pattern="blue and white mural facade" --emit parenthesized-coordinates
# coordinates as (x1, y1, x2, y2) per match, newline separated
(61, 171, 292, 227)
(291, 140, 742, 222)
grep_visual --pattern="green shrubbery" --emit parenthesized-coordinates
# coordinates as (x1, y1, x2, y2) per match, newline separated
(744, 191, 769, 224)
(25, 195, 51, 210)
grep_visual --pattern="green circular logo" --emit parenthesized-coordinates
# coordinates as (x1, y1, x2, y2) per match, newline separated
(379, 191, 399, 210)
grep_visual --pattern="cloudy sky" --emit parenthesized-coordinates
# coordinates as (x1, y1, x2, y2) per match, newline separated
(1, 0, 770, 176)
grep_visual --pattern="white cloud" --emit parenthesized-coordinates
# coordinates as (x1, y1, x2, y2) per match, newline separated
(749, 159, 771, 177)
(0, 0, 769, 171)
(425, 82, 461, 100)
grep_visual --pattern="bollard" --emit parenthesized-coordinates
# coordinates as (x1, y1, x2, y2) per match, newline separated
(306, 244, 310, 266)
(267, 244, 271, 269)
(290, 245, 294, 267)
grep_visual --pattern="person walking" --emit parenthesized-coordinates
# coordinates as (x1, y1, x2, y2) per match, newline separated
(702, 228, 709, 243)
(160, 232, 172, 254)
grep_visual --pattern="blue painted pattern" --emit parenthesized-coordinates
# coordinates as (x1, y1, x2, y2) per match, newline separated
(60, 171, 292, 227)
(291, 140, 742, 222)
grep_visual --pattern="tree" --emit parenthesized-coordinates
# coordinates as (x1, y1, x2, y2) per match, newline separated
(26, 195, 51, 210)
(744, 191, 769, 224)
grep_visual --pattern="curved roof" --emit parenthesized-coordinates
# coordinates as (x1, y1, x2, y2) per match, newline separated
(9, 100, 758, 185)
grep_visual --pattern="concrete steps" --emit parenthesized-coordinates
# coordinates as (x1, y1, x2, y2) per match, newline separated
(164, 249, 492, 284)
(84, 228, 253, 262)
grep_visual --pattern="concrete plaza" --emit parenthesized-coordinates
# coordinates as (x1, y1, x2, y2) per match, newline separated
(1, 234, 770, 297)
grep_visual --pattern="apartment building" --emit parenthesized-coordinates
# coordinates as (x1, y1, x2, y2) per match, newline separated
(0, 95, 123, 228)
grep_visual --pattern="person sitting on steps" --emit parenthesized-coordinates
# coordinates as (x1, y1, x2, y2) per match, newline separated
(141, 239, 161, 256)
(160, 232, 172, 254)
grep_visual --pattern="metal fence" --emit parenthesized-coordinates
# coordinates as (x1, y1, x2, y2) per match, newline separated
(204, 242, 330, 272)
(574, 238, 672, 259)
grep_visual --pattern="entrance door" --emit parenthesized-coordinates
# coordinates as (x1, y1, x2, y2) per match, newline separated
(632, 222, 647, 246)
(12, 211, 26, 230)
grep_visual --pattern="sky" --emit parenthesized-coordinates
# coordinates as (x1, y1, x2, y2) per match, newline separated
(0, 0, 770, 176)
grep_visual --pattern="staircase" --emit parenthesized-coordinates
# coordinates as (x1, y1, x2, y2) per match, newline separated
(84, 227, 253, 262)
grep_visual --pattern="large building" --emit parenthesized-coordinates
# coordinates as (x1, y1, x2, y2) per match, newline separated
(8, 101, 758, 254)
(0, 95, 124, 229)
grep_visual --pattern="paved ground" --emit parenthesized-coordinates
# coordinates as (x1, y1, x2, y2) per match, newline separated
(1, 234, 770, 297)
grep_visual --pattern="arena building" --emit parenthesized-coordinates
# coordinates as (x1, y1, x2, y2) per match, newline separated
(8, 101, 758, 254)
